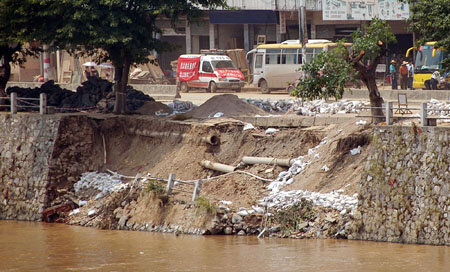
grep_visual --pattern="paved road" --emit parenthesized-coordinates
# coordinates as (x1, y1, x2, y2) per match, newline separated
(175, 89, 293, 106)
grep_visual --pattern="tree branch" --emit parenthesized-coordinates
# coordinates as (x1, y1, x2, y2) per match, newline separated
(368, 40, 387, 74)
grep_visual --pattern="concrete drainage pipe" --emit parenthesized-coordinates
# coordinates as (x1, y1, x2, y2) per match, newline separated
(242, 156, 293, 167)
(202, 134, 219, 145)
(200, 160, 235, 173)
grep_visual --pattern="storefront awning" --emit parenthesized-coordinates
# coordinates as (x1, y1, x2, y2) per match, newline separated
(209, 10, 278, 24)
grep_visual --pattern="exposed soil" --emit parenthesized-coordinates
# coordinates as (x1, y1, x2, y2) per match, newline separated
(135, 101, 173, 115)
(182, 94, 267, 119)
(93, 118, 369, 213)
(62, 94, 373, 237)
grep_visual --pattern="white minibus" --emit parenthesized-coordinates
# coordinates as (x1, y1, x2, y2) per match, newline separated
(246, 40, 352, 93)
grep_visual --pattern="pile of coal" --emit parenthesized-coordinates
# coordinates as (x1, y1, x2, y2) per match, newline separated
(6, 78, 154, 113)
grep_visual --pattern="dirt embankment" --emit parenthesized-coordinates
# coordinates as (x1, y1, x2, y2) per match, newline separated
(56, 94, 372, 239)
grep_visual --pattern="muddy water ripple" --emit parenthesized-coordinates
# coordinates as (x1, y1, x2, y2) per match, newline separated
(0, 221, 448, 271)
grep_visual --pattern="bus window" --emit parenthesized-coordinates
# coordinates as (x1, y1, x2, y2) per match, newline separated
(265, 49, 281, 64)
(297, 52, 303, 64)
(305, 48, 315, 63)
(305, 48, 323, 63)
(255, 55, 263, 68)
(282, 49, 298, 64)
(415, 47, 442, 71)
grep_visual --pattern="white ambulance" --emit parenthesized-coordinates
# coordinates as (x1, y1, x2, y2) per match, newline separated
(176, 54, 245, 93)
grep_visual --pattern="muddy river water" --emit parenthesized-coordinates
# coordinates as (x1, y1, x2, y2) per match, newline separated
(1, 221, 448, 271)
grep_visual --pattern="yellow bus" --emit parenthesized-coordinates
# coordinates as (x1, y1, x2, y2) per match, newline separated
(406, 41, 448, 89)
(246, 40, 352, 93)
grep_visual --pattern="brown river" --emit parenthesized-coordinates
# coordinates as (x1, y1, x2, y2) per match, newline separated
(1, 221, 448, 272)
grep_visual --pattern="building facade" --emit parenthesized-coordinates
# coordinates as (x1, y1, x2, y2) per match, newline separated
(157, 0, 413, 75)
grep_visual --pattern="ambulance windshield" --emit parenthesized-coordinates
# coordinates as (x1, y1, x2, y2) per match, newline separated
(211, 60, 236, 69)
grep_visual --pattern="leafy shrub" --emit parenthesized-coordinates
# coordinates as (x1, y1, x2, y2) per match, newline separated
(195, 197, 217, 215)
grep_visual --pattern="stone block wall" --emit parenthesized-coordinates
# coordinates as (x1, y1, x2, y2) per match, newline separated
(350, 126, 449, 245)
(0, 115, 60, 220)
(0, 114, 103, 221)
(47, 116, 103, 197)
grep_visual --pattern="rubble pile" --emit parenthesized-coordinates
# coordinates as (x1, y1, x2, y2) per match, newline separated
(259, 189, 358, 214)
(6, 78, 154, 113)
(266, 137, 329, 193)
(244, 98, 370, 115)
(244, 98, 450, 117)
(73, 172, 129, 201)
(427, 99, 450, 117)
(168, 100, 196, 114)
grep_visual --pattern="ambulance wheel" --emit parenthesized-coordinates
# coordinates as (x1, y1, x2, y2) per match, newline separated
(180, 82, 189, 93)
(234, 87, 241, 93)
(260, 79, 270, 94)
(209, 82, 217, 93)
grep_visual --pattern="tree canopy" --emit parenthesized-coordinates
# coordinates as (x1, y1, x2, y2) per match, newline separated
(293, 18, 396, 122)
(291, 43, 355, 101)
(1, 0, 228, 113)
(408, 0, 450, 70)
(0, 0, 41, 105)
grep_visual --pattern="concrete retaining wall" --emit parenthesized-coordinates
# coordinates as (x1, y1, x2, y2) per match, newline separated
(350, 126, 449, 245)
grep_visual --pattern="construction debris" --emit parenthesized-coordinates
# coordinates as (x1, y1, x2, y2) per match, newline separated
(129, 56, 170, 84)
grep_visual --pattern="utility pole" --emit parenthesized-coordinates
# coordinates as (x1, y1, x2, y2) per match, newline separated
(43, 44, 50, 82)
(298, 0, 307, 70)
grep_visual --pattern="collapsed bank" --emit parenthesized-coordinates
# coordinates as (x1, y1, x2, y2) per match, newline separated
(0, 113, 448, 245)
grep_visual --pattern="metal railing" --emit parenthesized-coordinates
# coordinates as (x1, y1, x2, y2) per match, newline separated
(355, 102, 450, 126)
(0, 92, 47, 115)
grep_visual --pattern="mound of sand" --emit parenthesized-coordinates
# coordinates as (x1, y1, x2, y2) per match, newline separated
(135, 101, 173, 116)
(184, 94, 266, 119)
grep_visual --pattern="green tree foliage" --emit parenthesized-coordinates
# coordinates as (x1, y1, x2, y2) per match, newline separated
(0, 0, 40, 107)
(293, 18, 396, 122)
(291, 43, 355, 101)
(351, 18, 397, 64)
(408, 0, 450, 70)
(2, 0, 228, 113)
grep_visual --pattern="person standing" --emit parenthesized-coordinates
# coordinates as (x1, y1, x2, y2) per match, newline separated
(407, 61, 414, 90)
(389, 60, 398, 90)
(399, 61, 408, 90)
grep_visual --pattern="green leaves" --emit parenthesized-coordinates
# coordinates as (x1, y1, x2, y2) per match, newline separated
(292, 18, 395, 103)
(408, 0, 450, 71)
(1, 0, 228, 66)
(352, 18, 396, 63)
(292, 42, 356, 101)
